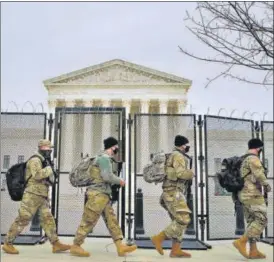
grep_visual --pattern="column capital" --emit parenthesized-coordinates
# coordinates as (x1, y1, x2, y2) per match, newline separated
(159, 99, 168, 114)
(122, 99, 131, 107)
(48, 100, 57, 114)
(177, 99, 187, 113)
(141, 99, 150, 113)
(177, 99, 187, 106)
(102, 99, 110, 107)
(122, 99, 131, 114)
(48, 99, 57, 108)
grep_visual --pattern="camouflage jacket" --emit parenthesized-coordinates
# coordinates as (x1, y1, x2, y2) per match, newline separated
(162, 148, 194, 193)
(24, 152, 54, 197)
(87, 153, 121, 196)
(238, 151, 269, 205)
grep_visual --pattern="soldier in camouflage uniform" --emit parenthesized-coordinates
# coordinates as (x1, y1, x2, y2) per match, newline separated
(151, 135, 194, 258)
(70, 137, 137, 257)
(2, 139, 71, 255)
(233, 138, 271, 259)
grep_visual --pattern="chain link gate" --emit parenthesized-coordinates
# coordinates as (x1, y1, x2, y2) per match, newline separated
(53, 107, 126, 238)
(203, 115, 255, 240)
(131, 113, 209, 250)
(1, 112, 47, 244)
(260, 121, 274, 245)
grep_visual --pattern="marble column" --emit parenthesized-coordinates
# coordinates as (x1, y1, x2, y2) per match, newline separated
(83, 100, 94, 157)
(159, 100, 168, 152)
(101, 99, 111, 144)
(48, 99, 57, 115)
(177, 100, 188, 135)
(60, 100, 76, 171)
(140, 100, 150, 174)
(177, 100, 187, 114)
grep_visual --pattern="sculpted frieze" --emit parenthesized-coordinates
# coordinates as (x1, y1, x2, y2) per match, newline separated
(56, 65, 177, 84)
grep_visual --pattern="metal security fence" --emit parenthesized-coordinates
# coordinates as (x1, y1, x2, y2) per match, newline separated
(204, 116, 255, 240)
(53, 107, 126, 237)
(131, 114, 207, 249)
(1, 109, 272, 247)
(261, 121, 273, 244)
(1, 113, 47, 243)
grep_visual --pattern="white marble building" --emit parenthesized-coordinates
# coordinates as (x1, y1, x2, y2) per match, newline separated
(43, 59, 193, 176)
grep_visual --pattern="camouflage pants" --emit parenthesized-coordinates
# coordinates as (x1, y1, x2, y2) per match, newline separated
(243, 203, 267, 242)
(5, 192, 58, 244)
(74, 190, 123, 245)
(160, 191, 191, 242)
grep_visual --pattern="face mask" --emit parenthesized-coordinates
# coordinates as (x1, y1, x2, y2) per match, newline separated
(39, 150, 52, 159)
(184, 146, 190, 153)
(113, 148, 119, 155)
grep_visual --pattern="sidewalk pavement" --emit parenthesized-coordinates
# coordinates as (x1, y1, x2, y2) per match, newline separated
(1, 237, 273, 262)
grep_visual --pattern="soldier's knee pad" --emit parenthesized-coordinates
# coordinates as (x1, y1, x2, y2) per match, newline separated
(176, 212, 191, 226)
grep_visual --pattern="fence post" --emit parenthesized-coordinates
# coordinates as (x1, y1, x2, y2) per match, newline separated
(235, 200, 245, 235)
(198, 115, 206, 241)
(126, 115, 134, 244)
(185, 155, 195, 235)
(185, 191, 196, 235)
(135, 188, 145, 235)
(48, 113, 55, 218)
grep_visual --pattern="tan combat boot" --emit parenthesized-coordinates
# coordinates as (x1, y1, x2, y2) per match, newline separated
(2, 243, 19, 254)
(52, 241, 71, 253)
(114, 240, 137, 257)
(151, 231, 166, 255)
(170, 241, 191, 258)
(249, 242, 266, 259)
(232, 235, 249, 258)
(70, 244, 90, 257)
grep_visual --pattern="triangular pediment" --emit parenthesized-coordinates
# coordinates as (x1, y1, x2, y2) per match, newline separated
(43, 59, 191, 85)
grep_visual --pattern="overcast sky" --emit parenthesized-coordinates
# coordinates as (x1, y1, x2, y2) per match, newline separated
(1, 2, 273, 120)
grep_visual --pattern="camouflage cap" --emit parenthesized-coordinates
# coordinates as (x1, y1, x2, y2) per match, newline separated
(38, 139, 54, 148)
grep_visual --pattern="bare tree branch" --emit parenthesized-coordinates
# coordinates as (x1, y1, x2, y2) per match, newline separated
(180, 2, 274, 88)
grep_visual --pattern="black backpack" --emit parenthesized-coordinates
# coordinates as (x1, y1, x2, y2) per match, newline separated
(217, 153, 256, 193)
(5, 155, 43, 201)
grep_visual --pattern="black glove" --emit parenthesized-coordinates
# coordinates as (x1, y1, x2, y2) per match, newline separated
(111, 185, 120, 202)
(42, 159, 51, 168)
(43, 158, 56, 185)
(264, 184, 271, 193)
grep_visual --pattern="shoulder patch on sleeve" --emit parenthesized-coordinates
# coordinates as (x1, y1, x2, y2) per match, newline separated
(250, 157, 262, 168)
(173, 152, 186, 164)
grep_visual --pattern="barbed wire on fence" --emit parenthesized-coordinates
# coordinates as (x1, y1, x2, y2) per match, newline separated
(2, 101, 46, 113)
(1, 101, 273, 132)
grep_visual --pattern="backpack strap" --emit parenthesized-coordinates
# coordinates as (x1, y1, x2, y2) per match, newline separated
(240, 153, 259, 179)
(29, 154, 44, 163)
(241, 153, 257, 160)
(24, 155, 45, 185)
